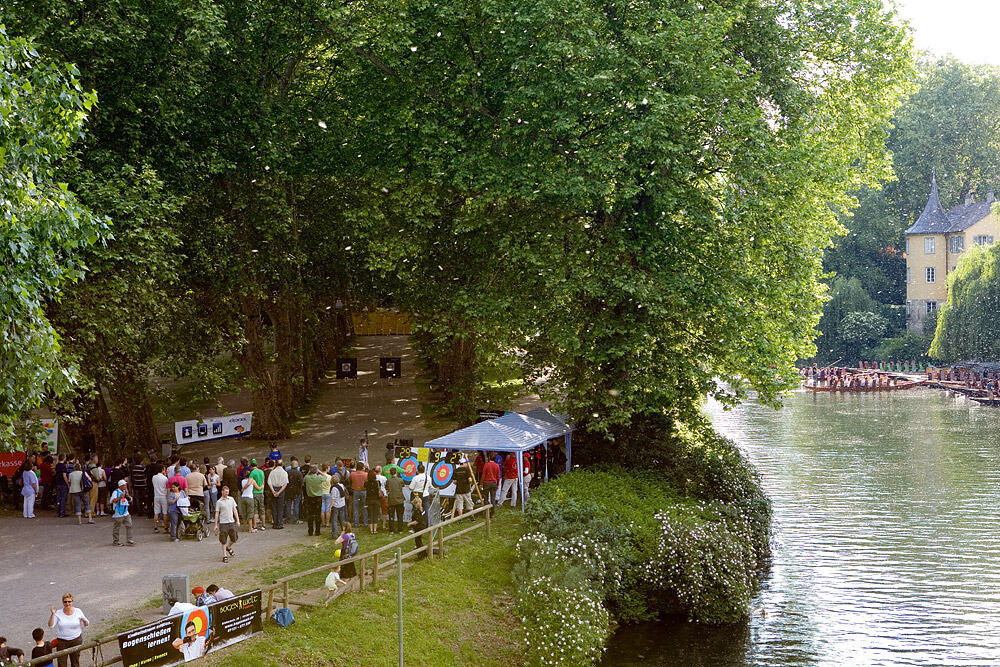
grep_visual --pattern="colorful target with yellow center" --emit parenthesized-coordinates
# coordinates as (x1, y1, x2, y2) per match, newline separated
(399, 456, 418, 482)
(431, 461, 454, 488)
(182, 607, 211, 638)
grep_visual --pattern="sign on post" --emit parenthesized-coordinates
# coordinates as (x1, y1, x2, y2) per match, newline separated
(174, 413, 253, 446)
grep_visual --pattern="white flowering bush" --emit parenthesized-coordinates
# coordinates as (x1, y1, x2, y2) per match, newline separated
(516, 576, 610, 666)
(644, 503, 757, 623)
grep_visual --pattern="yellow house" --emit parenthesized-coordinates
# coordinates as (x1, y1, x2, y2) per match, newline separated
(905, 176, 999, 332)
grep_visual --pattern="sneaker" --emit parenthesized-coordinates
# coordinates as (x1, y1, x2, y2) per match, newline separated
(153, 527, 159, 533)
(173, 538, 180, 543)
(112, 542, 122, 547)
(87, 519, 95, 524)
(126, 542, 136, 546)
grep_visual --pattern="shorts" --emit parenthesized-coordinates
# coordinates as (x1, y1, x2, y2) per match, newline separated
(253, 494, 265, 517)
(454, 492, 474, 512)
(321, 494, 332, 514)
(239, 496, 255, 521)
(219, 522, 238, 544)
(380, 495, 388, 514)
(154, 496, 169, 515)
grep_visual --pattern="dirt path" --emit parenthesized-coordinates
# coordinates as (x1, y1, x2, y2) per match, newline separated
(0, 335, 543, 650)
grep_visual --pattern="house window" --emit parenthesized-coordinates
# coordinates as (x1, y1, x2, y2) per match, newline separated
(950, 236, 964, 253)
(974, 235, 995, 246)
(906, 267, 911, 284)
(927, 301, 937, 314)
(925, 237, 935, 254)
(926, 267, 936, 283)
(905, 238, 911, 254)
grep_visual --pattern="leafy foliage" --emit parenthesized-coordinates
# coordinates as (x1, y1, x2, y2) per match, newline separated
(930, 244, 1000, 360)
(0, 27, 104, 444)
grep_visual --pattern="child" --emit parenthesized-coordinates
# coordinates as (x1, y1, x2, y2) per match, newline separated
(0, 637, 24, 664)
(31, 628, 53, 667)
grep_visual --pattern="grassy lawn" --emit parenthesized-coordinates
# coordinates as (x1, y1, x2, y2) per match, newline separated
(205, 512, 526, 667)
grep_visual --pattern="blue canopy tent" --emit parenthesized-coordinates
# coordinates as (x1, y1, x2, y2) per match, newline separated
(423, 410, 573, 510)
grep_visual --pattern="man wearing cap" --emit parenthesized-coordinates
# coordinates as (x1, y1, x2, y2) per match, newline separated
(110, 479, 136, 546)
(192, 586, 215, 606)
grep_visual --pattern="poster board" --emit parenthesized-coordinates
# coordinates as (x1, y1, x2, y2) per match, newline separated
(118, 590, 262, 667)
(0, 452, 27, 478)
(335, 357, 358, 379)
(175, 413, 253, 446)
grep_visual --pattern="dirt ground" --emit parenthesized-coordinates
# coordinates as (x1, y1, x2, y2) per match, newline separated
(0, 335, 543, 649)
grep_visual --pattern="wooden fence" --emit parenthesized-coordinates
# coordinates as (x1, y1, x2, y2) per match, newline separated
(350, 312, 412, 336)
(25, 504, 492, 666)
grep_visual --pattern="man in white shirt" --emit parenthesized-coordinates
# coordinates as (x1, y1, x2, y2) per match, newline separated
(267, 464, 288, 529)
(214, 485, 240, 562)
(239, 474, 256, 533)
(408, 464, 431, 501)
(172, 622, 209, 662)
(168, 598, 195, 617)
(152, 464, 169, 534)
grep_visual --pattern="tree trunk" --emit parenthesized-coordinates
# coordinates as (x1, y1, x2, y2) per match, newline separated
(107, 369, 160, 457)
(238, 294, 291, 439)
(268, 298, 296, 422)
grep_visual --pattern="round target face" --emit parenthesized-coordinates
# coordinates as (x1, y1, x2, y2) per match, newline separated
(182, 607, 210, 637)
(432, 461, 454, 488)
(400, 457, 418, 482)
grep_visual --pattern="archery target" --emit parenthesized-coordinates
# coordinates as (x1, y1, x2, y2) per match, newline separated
(431, 461, 454, 488)
(182, 607, 210, 637)
(400, 457, 418, 482)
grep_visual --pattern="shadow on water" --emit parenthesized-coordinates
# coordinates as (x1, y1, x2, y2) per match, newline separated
(602, 620, 751, 666)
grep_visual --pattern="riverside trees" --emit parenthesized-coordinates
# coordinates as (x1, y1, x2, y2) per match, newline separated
(1, 0, 915, 454)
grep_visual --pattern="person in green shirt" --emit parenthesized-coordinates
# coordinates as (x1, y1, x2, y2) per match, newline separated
(302, 467, 326, 536)
(249, 461, 265, 532)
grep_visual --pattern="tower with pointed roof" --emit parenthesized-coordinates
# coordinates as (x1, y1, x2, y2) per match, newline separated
(904, 175, 998, 332)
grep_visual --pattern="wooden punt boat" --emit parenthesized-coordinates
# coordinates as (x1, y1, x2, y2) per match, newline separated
(971, 397, 1000, 407)
(805, 380, 924, 392)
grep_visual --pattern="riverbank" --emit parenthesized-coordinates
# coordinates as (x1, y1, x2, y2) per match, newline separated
(203, 512, 526, 667)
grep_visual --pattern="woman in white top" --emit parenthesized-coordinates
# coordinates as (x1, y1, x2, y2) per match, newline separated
(48, 593, 88, 667)
(21, 462, 38, 518)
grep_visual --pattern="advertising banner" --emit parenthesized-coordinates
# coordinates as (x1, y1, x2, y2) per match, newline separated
(0, 452, 26, 478)
(118, 590, 262, 667)
(174, 413, 253, 446)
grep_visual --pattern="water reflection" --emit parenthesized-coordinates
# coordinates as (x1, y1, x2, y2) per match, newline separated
(604, 389, 1000, 666)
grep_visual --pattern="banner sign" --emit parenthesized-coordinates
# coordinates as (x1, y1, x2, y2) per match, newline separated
(175, 413, 252, 446)
(476, 409, 504, 422)
(118, 590, 262, 667)
(0, 452, 26, 478)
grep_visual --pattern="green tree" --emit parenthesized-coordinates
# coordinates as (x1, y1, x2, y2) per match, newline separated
(930, 244, 1000, 360)
(333, 0, 915, 440)
(0, 27, 104, 446)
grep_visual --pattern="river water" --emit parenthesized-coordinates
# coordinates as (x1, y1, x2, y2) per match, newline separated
(603, 388, 1000, 666)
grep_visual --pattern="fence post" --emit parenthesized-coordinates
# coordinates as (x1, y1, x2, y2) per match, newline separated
(359, 557, 366, 591)
(426, 527, 434, 559)
(282, 581, 289, 608)
(266, 585, 275, 620)
(437, 523, 444, 557)
(372, 552, 380, 587)
(396, 547, 404, 667)
(485, 506, 491, 540)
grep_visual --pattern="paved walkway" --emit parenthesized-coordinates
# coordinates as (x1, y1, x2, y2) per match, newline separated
(0, 336, 462, 649)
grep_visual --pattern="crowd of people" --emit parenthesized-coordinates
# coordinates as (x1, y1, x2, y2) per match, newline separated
(0, 437, 567, 665)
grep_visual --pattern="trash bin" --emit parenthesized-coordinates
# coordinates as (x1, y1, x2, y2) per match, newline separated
(162, 574, 189, 614)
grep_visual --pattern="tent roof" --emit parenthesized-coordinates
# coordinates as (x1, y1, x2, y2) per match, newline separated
(424, 411, 574, 452)
(522, 408, 573, 435)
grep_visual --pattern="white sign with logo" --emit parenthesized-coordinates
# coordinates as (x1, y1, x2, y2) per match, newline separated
(174, 413, 253, 446)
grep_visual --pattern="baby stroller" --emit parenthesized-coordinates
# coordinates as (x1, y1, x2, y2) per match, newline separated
(179, 507, 207, 541)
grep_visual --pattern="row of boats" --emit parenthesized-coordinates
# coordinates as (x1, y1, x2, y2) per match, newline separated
(801, 368, 1000, 406)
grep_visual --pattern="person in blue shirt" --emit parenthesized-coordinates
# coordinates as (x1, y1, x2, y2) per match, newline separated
(268, 443, 282, 463)
(110, 479, 135, 546)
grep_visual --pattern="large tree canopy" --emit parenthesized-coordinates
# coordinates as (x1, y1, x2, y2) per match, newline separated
(0, 27, 103, 444)
(334, 0, 914, 434)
